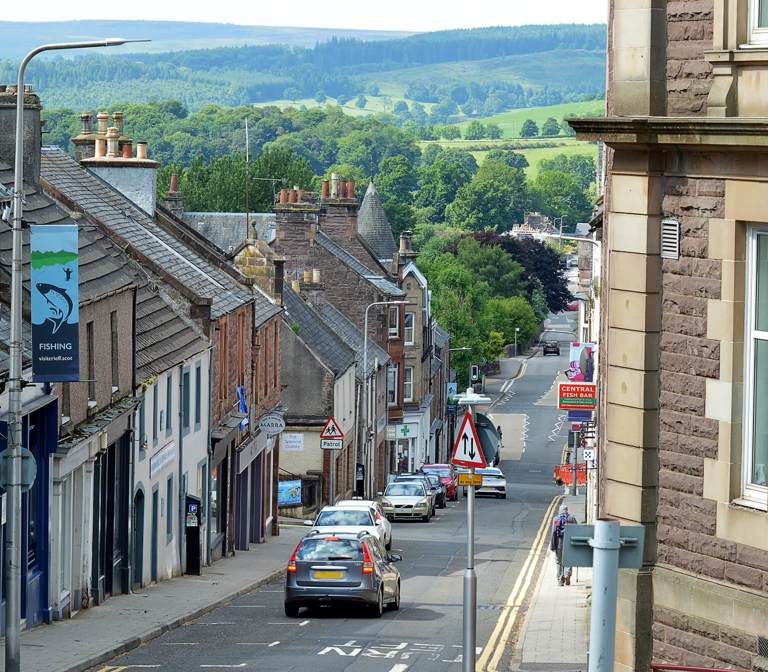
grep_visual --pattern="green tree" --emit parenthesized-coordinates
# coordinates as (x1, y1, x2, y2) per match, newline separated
(529, 277, 550, 322)
(532, 170, 592, 227)
(541, 117, 561, 136)
(464, 120, 487, 140)
(445, 160, 528, 232)
(441, 125, 462, 140)
(486, 123, 503, 139)
(355, 94, 368, 109)
(484, 149, 528, 170)
(414, 149, 478, 222)
(481, 296, 538, 346)
(520, 119, 539, 138)
(539, 154, 596, 190)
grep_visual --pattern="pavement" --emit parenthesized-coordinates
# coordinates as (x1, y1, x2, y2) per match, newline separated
(517, 493, 591, 671)
(0, 526, 305, 672)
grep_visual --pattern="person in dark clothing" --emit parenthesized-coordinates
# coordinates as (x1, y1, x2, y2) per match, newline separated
(550, 504, 578, 586)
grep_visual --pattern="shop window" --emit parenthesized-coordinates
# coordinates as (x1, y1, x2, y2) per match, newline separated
(210, 465, 219, 537)
(744, 227, 768, 505)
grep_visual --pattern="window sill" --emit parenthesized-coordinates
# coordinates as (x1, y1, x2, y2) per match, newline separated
(705, 47, 768, 63)
(732, 497, 768, 512)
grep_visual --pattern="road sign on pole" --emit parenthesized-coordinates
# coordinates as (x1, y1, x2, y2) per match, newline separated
(451, 411, 487, 469)
(320, 439, 343, 451)
(320, 416, 344, 440)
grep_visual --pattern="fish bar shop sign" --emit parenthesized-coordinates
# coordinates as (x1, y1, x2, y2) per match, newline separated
(30, 225, 80, 382)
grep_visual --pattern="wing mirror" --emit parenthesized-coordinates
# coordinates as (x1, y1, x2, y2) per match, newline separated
(303, 519, 314, 526)
(389, 553, 403, 563)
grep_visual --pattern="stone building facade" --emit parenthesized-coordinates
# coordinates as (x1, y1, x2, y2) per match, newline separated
(572, 1, 768, 670)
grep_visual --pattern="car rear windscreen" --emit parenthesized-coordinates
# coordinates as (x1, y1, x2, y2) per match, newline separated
(296, 538, 363, 561)
(316, 510, 373, 527)
(423, 467, 451, 477)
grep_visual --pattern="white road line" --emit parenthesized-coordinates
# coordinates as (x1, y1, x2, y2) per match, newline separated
(161, 642, 199, 645)
(197, 622, 235, 625)
(267, 619, 310, 626)
(200, 665, 246, 669)
(388, 665, 409, 672)
(228, 605, 266, 608)
(236, 641, 280, 646)
(269, 641, 280, 647)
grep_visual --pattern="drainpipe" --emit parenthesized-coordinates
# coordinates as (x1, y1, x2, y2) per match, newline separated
(127, 285, 138, 592)
(178, 363, 185, 575)
(205, 347, 214, 566)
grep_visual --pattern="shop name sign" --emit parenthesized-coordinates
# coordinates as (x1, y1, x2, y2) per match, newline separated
(259, 413, 285, 436)
(558, 382, 597, 411)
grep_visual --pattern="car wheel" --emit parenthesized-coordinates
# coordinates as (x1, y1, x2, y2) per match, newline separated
(422, 513, 430, 522)
(501, 493, 507, 499)
(284, 602, 300, 618)
(369, 587, 384, 618)
(386, 515, 394, 522)
(385, 538, 392, 551)
(389, 581, 401, 611)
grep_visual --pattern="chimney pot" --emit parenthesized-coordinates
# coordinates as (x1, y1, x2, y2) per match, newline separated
(331, 172, 340, 198)
(112, 111, 124, 135)
(279, 189, 288, 204)
(106, 127, 120, 158)
(347, 179, 356, 198)
(121, 141, 133, 159)
(399, 231, 413, 254)
(302, 270, 312, 283)
(136, 142, 148, 160)
(95, 137, 106, 158)
(321, 180, 330, 199)
(170, 173, 179, 193)
(312, 268, 321, 284)
(288, 189, 298, 204)
(80, 112, 93, 135)
(96, 112, 109, 135)
(338, 180, 347, 198)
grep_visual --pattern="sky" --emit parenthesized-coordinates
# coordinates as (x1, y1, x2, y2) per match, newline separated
(2, 0, 607, 32)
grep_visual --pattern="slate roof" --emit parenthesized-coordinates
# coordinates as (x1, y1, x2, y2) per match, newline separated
(358, 182, 397, 261)
(318, 301, 390, 383)
(40, 148, 271, 321)
(185, 212, 276, 254)
(135, 284, 209, 383)
(283, 287, 355, 377)
(315, 230, 403, 297)
(434, 323, 450, 348)
(0, 159, 137, 306)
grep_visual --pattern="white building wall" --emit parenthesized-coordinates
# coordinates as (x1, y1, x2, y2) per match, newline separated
(133, 349, 211, 585)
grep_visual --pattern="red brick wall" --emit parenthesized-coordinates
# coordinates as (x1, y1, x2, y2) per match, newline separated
(666, 0, 714, 116)
(654, 171, 763, 669)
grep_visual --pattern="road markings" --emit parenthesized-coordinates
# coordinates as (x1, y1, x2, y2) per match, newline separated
(200, 665, 247, 669)
(236, 641, 280, 647)
(389, 665, 409, 672)
(476, 495, 561, 672)
(228, 604, 266, 608)
(267, 619, 309, 626)
(162, 642, 199, 645)
(197, 622, 235, 625)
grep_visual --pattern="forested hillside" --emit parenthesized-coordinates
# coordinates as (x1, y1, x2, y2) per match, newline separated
(0, 24, 605, 112)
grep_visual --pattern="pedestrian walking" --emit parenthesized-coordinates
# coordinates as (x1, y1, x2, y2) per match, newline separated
(550, 504, 578, 586)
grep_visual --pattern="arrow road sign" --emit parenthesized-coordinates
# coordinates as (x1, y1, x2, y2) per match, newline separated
(450, 411, 487, 469)
(320, 416, 344, 440)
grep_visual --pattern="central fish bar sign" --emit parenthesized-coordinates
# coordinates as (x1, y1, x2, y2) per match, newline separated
(30, 225, 80, 382)
(558, 382, 597, 410)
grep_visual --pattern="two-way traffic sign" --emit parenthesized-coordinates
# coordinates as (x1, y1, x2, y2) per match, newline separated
(450, 411, 487, 469)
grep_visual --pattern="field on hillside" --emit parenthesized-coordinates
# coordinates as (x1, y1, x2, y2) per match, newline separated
(458, 100, 605, 138)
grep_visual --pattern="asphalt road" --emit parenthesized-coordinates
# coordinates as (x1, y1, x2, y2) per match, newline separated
(92, 314, 576, 672)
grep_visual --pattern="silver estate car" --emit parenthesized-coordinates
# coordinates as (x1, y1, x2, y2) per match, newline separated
(380, 481, 431, 521)
(284, 531, 401, 618)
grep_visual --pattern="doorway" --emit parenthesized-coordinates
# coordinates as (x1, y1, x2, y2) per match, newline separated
(132, 490, 144, 588)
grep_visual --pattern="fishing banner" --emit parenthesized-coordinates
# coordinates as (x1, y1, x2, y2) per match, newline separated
(30, 225, 79, 382)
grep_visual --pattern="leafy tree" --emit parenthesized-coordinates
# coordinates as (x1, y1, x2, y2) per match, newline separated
(440, 125, 462, 140)
(481, 331, 506, 364)
(520, 119, 539, 138)
(539, 154, 596, 190)
(532, 170, 592, 227)
(376, 155, 417, 204)
(484, 149, 528, 170)
(530, 277, 550, 322)
(445, 160, 528, 232)
(393, 100, 409, 115)
(464, 120, 487, 140)
(486, 123, 503, 139)
(414, 149, 478, 221)
(541, 117, 561, 136)
(355, 94, 368, 109)
(482, 296, 538, 346)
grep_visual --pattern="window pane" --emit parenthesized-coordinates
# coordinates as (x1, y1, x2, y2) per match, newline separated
(752, 339, 768, 486)
(182, 371, 190, 429)
(756, 234, 768, 331)
(166, 477, 173, 536)
(760, 0, 768, 28)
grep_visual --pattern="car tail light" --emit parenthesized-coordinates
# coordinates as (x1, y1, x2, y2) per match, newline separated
(287, 541, 301, 573)
(362, 543, 374, 574)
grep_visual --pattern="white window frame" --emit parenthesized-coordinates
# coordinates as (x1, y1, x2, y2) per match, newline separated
(749, 0, 768, 46)
(404, 312, 415, 345)
(387, 364, 399, 407)
(742, 225, 768, 508)
(388, 306, 399, 339)
(403, 366, 414, 402)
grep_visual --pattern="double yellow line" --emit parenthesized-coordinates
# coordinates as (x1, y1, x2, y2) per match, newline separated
(477, 495, 561, 672)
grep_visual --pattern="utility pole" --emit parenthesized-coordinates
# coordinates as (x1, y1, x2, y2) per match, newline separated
(8, 37, 148, 672)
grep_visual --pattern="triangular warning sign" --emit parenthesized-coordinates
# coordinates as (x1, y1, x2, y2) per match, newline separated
(320, 416, 344, 439)
(450, 411, 487, 469)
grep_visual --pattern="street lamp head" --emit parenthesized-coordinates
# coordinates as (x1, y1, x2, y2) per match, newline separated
(104, 38, 153, 46)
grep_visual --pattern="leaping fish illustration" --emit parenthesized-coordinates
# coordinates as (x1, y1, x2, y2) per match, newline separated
(36, 283, 73, 335)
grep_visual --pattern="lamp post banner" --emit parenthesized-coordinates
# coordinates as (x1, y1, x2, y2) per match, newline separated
(30, 225, 80, 382)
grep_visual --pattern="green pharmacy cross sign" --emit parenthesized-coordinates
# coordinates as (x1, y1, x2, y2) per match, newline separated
(401, 425, 410, 436)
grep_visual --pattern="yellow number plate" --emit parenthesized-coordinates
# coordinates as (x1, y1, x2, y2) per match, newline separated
(458, 473, 483, 487)
(313, 570, 343, 579)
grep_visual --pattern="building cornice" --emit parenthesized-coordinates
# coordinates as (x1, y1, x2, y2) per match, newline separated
(569, 116, 768, 149)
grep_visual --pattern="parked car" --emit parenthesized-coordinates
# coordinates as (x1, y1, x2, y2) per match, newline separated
(336, 499, 392, 550)
(543, 341, 560, 356)
(379, 481, 431, 522)
(423, 473, 447, 508)
(284, 531, 401, 617)
(304, 505, 386, 549)
(394, 473, 437, 515)
(421, 463, 459, 502)
(476, 467, 507, 499)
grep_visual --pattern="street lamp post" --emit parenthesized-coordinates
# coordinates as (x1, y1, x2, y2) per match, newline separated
(363, 300, 408, 499)
(514, 326, 520, 357)
(8, 38, 148, 672)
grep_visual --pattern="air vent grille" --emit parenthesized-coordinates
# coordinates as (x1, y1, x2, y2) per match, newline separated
(758, 635, 768, 657)
(661, 218, 680, 260)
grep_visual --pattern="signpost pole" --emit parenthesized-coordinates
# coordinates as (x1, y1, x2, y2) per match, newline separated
(588, 520, 621, 672)
(571, 431, 578, 496)
(463, 403, 476, 672)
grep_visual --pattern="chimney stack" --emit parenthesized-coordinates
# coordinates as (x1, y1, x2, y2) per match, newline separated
(0, 88, 43, 184)
(163, 172, 185, 218)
